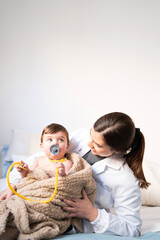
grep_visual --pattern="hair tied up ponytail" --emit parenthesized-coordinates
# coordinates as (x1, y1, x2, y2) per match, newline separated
(125, 128, 140, 156)
(131, 128, 140, 151)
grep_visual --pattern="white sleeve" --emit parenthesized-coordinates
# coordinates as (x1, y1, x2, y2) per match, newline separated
(68, 128, 90, 156)
(9, 152, 45, 186)
(90, 181, 142, 237)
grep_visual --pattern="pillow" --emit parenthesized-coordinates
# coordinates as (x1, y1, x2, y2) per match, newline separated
(141, 160, 160, 206)
(1, 145, 12, 177)
(28, 132, 42, 156)
(4, 129, 29, 161)
(11, 154, 28, 163)
(4, 129, 42, 162)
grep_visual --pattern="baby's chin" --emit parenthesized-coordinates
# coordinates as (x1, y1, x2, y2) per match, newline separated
(50, 154, 65, 160)
(48, 154, 59, 160)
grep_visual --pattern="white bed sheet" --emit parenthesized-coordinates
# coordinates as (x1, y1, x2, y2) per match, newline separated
(141, 205, 160, 234)
(0, 177, 160, 235)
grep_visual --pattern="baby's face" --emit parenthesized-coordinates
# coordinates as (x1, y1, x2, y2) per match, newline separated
(41, 131, 69, 160)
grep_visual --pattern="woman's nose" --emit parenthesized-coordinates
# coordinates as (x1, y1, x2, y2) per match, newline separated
(88, 140, 93, 148)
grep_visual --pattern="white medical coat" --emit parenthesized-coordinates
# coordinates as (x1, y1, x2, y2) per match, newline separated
(68, 128, 142, 237)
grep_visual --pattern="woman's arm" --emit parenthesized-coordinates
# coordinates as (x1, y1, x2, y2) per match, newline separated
(63, 181, 142, 237)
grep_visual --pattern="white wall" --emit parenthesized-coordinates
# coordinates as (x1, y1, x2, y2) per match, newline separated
(0, 0, 160, 163)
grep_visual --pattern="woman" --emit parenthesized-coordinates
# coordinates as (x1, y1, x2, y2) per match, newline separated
(63, 112, 149, 237)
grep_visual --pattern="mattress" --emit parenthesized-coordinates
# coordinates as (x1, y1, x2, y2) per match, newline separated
(141, 205, 160, 234)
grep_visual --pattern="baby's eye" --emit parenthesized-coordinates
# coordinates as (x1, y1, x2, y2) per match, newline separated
(48, 138, 52, 142)
(59, 139, 64, 142)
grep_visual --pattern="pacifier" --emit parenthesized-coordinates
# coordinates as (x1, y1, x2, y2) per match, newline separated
(50, 144, 60, 155)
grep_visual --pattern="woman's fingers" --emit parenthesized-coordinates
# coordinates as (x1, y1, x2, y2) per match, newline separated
(81, 188, 88, 199)
(63, 199, 77, 217)
(63, 190, 98, 221)
(63, 206, 76, 213)
(63, 199, 80, 214)
(63, 189, 87, 206)
(63, 198, 76, 207)
(63, 205, 78, 218)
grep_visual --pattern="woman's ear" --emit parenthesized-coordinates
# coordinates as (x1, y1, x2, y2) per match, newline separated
(40, 143, 43, 149)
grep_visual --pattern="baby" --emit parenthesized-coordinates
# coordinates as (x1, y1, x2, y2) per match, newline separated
(17, 123, 73, 178)
(0, 123, 96, 239)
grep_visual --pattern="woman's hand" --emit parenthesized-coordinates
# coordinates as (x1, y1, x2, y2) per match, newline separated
(63, 189, 98, 222)
(0, 184, 16, 201)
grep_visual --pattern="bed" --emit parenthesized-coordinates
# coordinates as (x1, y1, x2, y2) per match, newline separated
(0, 129, 160, 240)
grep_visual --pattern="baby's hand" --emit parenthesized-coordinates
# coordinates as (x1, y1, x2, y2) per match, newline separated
(0, 184, 16, 201)
(56, 162, 66, 176)
(16, 160, 29, 178)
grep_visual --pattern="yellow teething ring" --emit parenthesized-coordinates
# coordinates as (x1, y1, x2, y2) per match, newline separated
(7, 161, 59, 204)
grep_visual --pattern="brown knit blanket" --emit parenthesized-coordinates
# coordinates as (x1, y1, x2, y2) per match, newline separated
(0, 153, 96, 240)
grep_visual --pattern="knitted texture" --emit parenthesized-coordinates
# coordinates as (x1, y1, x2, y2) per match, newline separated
(0, 153, 96, 240)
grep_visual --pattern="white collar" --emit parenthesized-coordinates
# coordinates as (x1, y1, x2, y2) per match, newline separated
(92, 153, 125, 175)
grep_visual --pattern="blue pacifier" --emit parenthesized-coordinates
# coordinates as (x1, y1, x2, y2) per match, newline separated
(50, 145, 60, 155)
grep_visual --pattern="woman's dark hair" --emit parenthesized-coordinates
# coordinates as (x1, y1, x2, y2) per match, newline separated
(41, 123, 69, 144)
(93, 112, 150, 189)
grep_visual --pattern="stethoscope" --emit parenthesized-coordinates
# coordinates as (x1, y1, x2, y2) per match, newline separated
(7, 145, 66, 203)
